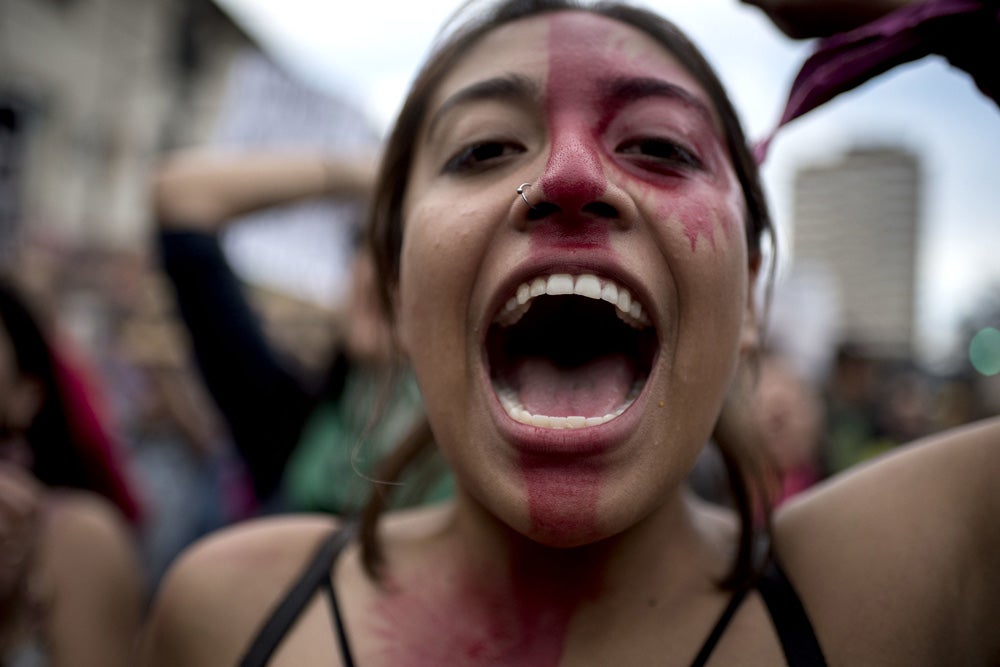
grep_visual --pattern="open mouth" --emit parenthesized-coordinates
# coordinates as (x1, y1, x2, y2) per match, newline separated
(487, 273, 657, 430)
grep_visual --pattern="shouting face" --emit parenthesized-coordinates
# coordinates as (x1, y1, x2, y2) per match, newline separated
(396, 11, 756, 545)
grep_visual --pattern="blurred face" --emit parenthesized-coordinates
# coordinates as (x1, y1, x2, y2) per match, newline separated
(754, 357, 822, 471)
(398, 11, 754, 545)
(0, 323, 38, 465)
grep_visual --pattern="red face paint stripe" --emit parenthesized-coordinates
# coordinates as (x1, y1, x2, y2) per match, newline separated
(522, 13, 609, 546)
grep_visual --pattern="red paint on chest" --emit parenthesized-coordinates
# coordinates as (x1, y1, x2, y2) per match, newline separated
(370, 547, 603, 666)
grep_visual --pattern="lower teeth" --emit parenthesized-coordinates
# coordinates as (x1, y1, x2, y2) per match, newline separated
(495, 383, 641, 429)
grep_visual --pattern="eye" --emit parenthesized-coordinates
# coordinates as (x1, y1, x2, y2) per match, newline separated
(617, 138, 703, 172)
(443, 140, 524, 174)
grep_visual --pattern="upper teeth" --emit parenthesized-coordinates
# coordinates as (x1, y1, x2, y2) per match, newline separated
(496, 273, 651, 329)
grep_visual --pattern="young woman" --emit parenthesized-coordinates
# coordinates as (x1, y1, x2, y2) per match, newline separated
(0, 278, 144, 666)
(137, 1, 1000, 665)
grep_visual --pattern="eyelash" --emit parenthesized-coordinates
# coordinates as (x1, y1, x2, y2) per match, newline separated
(443, 140, 524, 174)
(616, 138, 703, 171)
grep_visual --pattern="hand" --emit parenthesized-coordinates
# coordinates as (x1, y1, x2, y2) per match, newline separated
(742, 0, 919, 39)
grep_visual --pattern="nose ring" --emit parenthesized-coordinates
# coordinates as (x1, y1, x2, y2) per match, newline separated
(517, 182, 534, 208)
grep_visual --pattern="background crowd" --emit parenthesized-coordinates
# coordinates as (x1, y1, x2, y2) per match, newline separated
(1, 0, 998, 663)
(3, 139, 997, 594)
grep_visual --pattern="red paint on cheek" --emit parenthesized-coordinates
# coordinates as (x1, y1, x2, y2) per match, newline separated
(660, 196, 736, 252)
(680, 205, 717, 252)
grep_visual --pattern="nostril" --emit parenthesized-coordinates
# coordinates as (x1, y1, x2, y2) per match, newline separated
(582, 201, 618, 219)
(526, 201, 560, 221)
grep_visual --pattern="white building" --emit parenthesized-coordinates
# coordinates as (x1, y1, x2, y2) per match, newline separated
(790, 147, 922, 360)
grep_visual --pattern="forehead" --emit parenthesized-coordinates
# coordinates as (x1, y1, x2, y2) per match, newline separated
(431, 10, 715, 117)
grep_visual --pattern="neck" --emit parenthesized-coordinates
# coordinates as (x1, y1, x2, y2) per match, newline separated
(441, 488, 733, 619)
(371, 491, 734, 666)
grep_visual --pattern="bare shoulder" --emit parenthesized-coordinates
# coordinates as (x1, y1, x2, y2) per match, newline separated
(41, 491, 145, 667)
(137, 513, 340, 667)
(46, 489, 135, 551)
(773, 416, 1000, 665)
(43, 489, 143, 602)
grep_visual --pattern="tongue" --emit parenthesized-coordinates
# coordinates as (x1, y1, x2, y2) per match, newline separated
(513, 353, 635, 417)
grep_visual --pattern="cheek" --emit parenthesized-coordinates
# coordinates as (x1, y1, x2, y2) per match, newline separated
(396, 201, 484, 364)
(651, 181, 742, 255)
(648, 185, 749, 378)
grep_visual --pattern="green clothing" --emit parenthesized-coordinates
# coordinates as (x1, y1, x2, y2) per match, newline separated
(282, 369, 453, 515)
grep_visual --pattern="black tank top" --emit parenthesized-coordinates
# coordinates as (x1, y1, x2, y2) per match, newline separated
(239, 524, 827, 666)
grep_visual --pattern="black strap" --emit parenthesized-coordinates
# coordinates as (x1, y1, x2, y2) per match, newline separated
(688, 550, 828, 667)
(321, 569, 356, 667)
(239, 523, 356, 667)
(688, 584, 752, 667)
(757, 560, 828, 666)
(238, 525, 823, 667)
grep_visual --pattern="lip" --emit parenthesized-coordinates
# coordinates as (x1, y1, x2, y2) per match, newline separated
(478, 253, 659, 457)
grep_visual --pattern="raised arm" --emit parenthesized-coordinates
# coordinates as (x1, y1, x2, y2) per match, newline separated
(152, 150, 376, 503)
(153, 150, 374, 231)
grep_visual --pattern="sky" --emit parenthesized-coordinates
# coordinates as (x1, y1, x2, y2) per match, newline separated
(214, 0, 1000, 366)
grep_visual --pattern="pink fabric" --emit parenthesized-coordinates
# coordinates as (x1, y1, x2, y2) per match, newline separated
(774, 465, 820, 508)
(51, 341, 143, 524)
(756, 0, 1000, 162)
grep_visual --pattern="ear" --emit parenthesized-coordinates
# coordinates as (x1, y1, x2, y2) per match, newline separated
(739, 253, 763, 356)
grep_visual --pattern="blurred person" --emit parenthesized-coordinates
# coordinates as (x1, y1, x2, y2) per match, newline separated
(876, 366, 934, 446)
(933, 372, 984, 430)
(754, 351, 824, 508)
(137, 2, 1000, 666)
(115, 306, 254, 588)
(0, 276, 142, 523)
(0, 276, 144, 666)
(821, 342, 884, 473)
(690, 351, 824, 512)
(153, 150, 453, 516)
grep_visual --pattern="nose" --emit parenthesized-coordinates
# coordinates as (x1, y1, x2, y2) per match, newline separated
(527, 125, 628, 226)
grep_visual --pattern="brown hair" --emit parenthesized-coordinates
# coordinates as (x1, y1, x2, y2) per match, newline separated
(363, 0, 776, 587)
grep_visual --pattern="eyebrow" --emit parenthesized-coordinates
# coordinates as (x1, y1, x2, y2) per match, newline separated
(426, 73, 541, 142)
(601, 76, 717, 128)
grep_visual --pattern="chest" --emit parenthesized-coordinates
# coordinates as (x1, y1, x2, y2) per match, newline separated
(269, 584, 795, 667)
